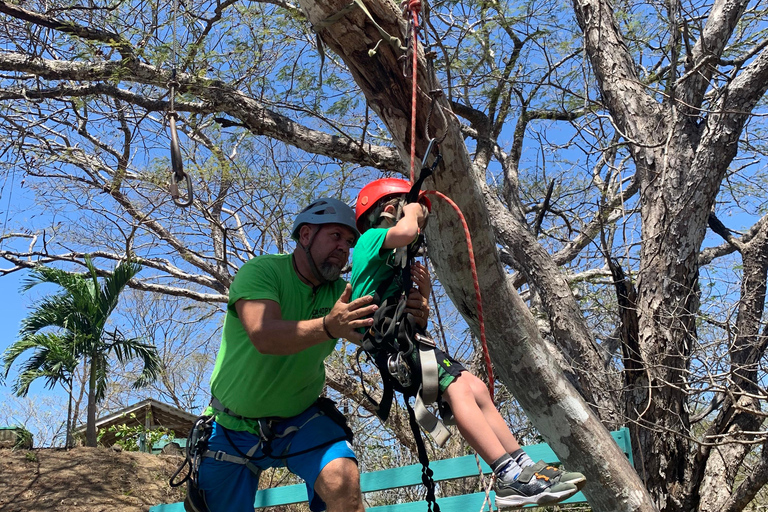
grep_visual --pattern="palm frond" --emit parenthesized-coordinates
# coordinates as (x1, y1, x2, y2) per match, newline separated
(14, 256, 145, 410)
(98, 258, 142, 320)
(4, 332, 78, 397)
(19, 294, 75, 335)
(109, 335, 162, 389)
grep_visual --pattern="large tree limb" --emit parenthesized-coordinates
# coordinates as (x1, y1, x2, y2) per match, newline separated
(0, 0, 135, 60)
(679, 0, 751, 110)
(0, 52, 404, 172)
(0, 248, 228, 302)
(571, 0, 663, 140)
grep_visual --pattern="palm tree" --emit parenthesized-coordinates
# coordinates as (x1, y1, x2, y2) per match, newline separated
(2, 256, 161, 447)
(2, 332, 80, 446)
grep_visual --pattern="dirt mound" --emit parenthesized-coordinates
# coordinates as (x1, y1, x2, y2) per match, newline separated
(0, 447, 186, 512)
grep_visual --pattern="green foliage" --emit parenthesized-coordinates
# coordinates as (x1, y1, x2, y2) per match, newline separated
(24, 451, 38, 463)
(2, 256, 161, 446)
(97, 413, 175, 452)
(14, 427, 34, 450)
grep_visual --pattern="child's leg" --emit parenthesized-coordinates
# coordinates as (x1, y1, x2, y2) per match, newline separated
(444, 371, 532, 480)
(458, 371, 522, 454)
(442, 371, 509, 464)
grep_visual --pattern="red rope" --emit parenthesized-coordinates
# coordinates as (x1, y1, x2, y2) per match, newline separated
(408, 3, 420, 184)
(424, 190, 495, 401)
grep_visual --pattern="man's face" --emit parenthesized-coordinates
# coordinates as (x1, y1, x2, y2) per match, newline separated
(307, 224, 356, 281)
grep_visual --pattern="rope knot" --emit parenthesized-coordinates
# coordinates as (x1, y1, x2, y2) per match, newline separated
(400, 0, 421, 22)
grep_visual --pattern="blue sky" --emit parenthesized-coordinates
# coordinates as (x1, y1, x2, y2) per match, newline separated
(0, 271, 29, 371)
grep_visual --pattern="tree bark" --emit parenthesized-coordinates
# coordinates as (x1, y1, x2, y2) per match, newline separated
(298, 0, 656, 509)
(86, 355, 98, 447)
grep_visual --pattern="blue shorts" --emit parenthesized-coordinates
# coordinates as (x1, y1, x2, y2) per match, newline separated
(197, 402, 356, 512)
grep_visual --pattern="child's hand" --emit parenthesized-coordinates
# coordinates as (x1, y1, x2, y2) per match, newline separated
(403, 202, 426, 229)
(411, 262, 431, 300)
(406, 287, 430, 328)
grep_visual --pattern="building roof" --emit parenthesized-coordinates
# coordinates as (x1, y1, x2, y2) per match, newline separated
(74, 398, 198, 447)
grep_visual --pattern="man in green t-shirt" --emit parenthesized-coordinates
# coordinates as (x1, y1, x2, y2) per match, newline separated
(186, 198, 429, 512)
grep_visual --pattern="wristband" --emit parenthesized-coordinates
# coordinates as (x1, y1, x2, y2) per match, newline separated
(322, 315, 336, 339)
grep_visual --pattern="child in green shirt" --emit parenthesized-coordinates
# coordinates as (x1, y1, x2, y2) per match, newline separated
(351, 178, 586, 509)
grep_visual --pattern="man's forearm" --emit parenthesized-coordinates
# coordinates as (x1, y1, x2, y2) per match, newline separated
(247, 317, 334, 355)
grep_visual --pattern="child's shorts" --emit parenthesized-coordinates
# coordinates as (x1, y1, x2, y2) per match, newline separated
(426, 346, 466, 393)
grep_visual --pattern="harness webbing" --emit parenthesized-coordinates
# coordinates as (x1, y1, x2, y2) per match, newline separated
(405, 400, 441, 512)
(171, 396, 355, 493)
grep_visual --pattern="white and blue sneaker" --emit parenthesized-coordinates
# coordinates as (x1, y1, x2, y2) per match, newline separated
(495, 463, 579, 508)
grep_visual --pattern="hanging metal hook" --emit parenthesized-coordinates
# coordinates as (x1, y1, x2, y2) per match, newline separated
(167, 79, 193, 207)
(422, 137, 441, 172)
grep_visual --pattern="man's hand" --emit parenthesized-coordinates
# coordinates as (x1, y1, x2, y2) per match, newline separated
(407, 262, 431, 328)
(324, 284, 378, 344)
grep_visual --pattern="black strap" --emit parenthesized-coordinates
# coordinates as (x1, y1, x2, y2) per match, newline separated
(356, 347, 395, 421)
(405, 400, 441, 512)
(170, 414, 215, 488)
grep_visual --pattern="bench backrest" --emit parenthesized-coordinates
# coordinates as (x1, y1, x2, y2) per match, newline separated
(150, 427, 633, 512)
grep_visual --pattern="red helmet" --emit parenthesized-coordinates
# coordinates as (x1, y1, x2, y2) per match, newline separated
(355, 178, 431, 233)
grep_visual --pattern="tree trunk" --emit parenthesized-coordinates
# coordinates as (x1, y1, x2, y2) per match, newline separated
(86, 354, 98, 447)
(696, 218, 768, 512)
(66, 380, 74, 449)
(297, 0, 656, 509)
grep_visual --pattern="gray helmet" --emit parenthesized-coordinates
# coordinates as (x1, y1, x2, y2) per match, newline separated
(291, 197, 360, 242)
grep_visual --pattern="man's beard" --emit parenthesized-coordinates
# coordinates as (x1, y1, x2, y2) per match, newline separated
(319, 261, 343, 281)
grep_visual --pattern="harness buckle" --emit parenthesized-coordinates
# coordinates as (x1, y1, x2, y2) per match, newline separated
(213, 450, 227, 462)
(415, 333, 436, 348)
(258, 418, 274, 441)
(388, 352, 412, 388)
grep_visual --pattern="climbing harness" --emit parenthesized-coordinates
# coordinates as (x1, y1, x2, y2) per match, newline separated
(169, 413, 214, 512)
(170, 397, 353, 484)
(354, 170, 447, 512)
(166, 0, 193, 207)
(356, 295, 447, 512)
(208, 396, 354, 461)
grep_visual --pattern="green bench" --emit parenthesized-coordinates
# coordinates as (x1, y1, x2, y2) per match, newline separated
(150, 427, 633, 511)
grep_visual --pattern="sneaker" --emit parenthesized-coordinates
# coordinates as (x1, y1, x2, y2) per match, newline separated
(530, 460, 587, 490)
(495, 465, 579, 508)
(184, 480, 208, 512)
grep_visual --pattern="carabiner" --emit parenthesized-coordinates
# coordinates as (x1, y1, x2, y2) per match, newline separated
(388, 352, 412, 388)
(422, 137, 441, 172)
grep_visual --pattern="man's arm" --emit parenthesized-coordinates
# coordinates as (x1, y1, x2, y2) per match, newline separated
(236, 283, 377, 355)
